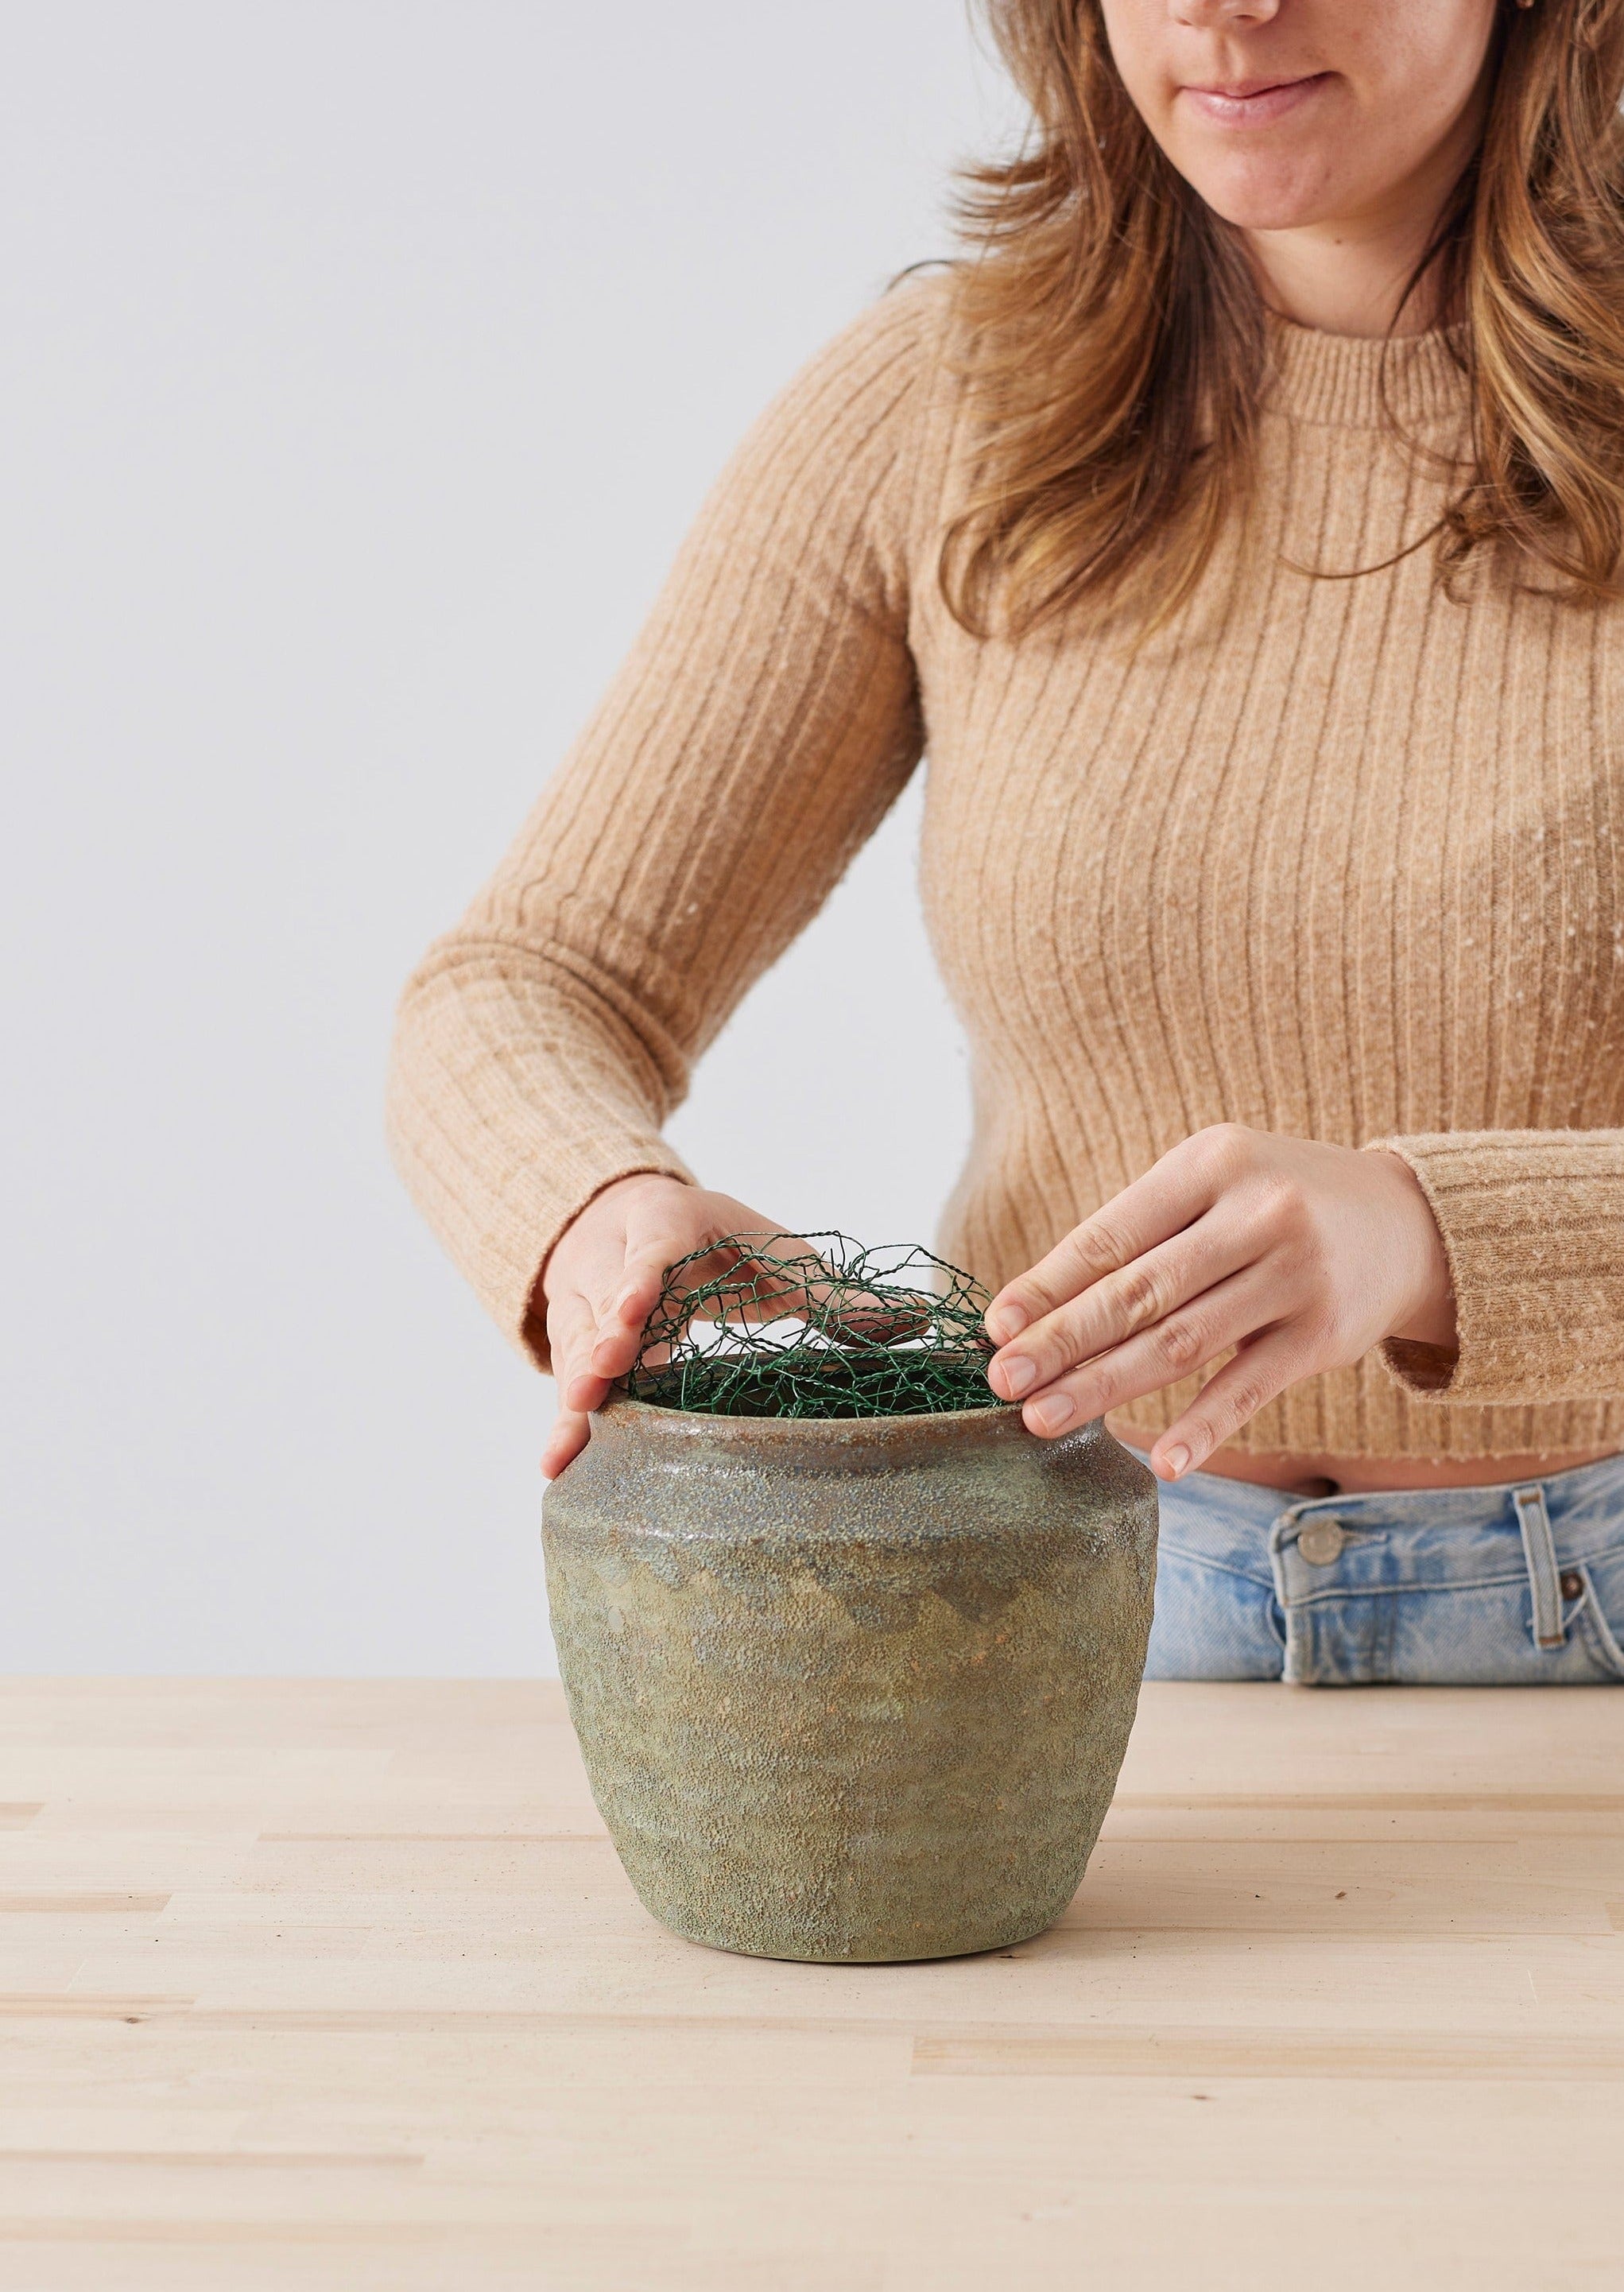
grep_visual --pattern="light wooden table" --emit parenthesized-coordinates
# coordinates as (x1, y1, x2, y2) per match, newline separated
(0, 1678, 1619, 2290)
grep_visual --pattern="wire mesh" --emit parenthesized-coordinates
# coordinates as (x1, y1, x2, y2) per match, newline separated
(621, 1231, 1003, 1419)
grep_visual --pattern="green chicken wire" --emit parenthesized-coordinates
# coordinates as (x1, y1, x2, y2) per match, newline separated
(622, 1232, 1004, 1420)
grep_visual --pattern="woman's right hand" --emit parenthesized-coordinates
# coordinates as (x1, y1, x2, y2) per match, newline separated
(538, 1173, 793, 1480)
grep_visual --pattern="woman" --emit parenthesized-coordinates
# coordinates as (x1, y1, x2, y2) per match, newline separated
(390, 0, 1624, 1685)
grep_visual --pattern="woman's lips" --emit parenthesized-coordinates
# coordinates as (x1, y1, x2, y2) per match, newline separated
(1179, 73, 1331, 126)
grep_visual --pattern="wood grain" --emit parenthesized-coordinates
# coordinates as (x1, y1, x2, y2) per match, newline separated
(0, 1677, 1618, 2290)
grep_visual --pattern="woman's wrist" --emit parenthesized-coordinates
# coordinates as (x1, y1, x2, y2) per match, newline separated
(1368, 1150, 1457, 1351)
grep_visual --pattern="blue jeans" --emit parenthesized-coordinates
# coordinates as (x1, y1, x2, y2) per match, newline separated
(1141, 1448, 1624, 1685)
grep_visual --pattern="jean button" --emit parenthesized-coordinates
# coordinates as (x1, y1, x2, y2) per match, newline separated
(1560, 1570, 1583, 1601)
(1297, 1518, 1346, 1566)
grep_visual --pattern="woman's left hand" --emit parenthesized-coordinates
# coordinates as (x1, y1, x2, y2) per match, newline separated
(983, 1125, 1455, 1480)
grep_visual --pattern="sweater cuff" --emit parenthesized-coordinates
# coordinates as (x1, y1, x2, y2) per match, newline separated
(1364, 1131, 1624, 1406)
(388, 1092, 694, 1375)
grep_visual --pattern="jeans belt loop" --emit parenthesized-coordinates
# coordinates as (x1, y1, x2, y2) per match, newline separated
(1512, 1483, 1566, 1651)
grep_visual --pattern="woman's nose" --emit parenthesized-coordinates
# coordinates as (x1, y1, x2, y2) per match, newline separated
(1169, 0, 1285, 28)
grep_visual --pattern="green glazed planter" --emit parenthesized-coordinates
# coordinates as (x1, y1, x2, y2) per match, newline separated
(542, 1396, 1159, 1963)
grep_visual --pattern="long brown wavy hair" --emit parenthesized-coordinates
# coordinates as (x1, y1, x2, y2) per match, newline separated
(942, 0, 1624, 636)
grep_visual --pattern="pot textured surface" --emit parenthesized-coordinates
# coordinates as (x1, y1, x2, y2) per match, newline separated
(542, 1398, 1159, 1962)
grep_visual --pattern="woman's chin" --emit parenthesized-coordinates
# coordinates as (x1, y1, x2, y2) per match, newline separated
(1171, 158, 1343, 240)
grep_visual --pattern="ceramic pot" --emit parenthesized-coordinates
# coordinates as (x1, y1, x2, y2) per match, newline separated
(542, 1397, 1158, 1963)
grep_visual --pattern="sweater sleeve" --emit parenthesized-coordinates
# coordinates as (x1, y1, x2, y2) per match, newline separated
(1366, 1130, 1624, 1405)
(386, 281, 945, 1367)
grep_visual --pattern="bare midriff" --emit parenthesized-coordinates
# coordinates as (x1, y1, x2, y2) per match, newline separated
(1108, 1423, 1621, 1498)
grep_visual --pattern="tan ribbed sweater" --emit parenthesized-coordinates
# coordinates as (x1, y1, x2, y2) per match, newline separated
(388, 273, 1624, 1460)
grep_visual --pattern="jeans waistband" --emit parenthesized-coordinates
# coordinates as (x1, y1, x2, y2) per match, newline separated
(1148, 1445, 1624, 1593)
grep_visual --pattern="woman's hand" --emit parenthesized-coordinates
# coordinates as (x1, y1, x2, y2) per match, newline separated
(538, 1174, 794, 1480)
(983, 1127, 1455, 1481)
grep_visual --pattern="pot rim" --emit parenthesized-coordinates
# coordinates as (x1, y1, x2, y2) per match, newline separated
(595, 1391, 1023, 1431)
(585, 1394, 1112, 1470)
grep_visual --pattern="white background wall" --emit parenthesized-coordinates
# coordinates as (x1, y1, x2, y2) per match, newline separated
(3, 5, 1020, 1673)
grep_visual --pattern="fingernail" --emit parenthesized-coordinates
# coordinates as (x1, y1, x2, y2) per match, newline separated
(986, 1304, 1029, 1344)
(999, 1355, 1037, 1398)
(1160, 1444, 1191, 1480)
(1027, 1392, 1075, 1434)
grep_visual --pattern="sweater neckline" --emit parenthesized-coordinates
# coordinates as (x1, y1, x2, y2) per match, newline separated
(1263, 310, 1467, 429)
